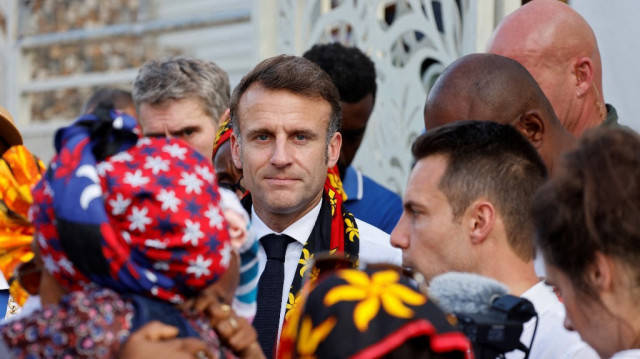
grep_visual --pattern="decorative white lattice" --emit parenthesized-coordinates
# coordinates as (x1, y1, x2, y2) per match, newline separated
(276, 0, 469, 195)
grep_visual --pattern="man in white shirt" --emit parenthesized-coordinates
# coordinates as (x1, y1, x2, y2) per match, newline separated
(228, 55, 400, 358)
(390, 121, 597, 358)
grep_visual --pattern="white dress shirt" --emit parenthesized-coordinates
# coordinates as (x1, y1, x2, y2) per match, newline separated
(611, 350, 640, 358)
(506, 281, 598, 359)
(251, 199, 401, 341)
(0, 273, 8, 290)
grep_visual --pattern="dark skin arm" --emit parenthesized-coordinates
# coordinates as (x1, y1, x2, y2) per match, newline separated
(184, 252, 265, 359)
(119, 321, 214, 359)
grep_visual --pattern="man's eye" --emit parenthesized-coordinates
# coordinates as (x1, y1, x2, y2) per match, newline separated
(295, 135, 307, 141)
(257, 134, 269, 141)
(181, 129, 196, 137)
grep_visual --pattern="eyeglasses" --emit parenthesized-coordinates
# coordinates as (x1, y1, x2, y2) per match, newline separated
(218, 175, 246, 195)
(8, 258, 42, 296)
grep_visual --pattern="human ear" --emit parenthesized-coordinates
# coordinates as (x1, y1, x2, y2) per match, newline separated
(467, 201, 495, 245)
(230, 133, 242, 170)
(326, 131, 342, 167)
(573, 57, 594, 98)
(512, 111, 545, 147)
(588, 251, 613, 292)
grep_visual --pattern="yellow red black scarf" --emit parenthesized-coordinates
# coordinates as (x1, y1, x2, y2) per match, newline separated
(242, 165, 359, 325)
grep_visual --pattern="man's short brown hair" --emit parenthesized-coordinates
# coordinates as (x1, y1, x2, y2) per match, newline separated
(229, 54, 341, 145)
(412, 120, 548, 261)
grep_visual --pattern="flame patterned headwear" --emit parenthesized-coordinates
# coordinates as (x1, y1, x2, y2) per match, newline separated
(212, 116, 233, 159)
(0, 146, 45, 305)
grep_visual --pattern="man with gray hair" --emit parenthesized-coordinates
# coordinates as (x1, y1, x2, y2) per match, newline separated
(133, 57, 230, 159)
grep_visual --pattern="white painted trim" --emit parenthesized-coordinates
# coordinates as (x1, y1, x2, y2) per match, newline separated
(20, 69, 140, 93)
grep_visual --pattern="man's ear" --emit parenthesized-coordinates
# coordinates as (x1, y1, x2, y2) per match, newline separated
(327, 131, 342, 167)
(574, 57, 594, 98)
(512, 111, 545, 148)
(467, 200, 495, 245)
(230, 132, 242, 170)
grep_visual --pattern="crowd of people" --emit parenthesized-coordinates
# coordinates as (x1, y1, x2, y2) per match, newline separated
(0, 0, 638, 358)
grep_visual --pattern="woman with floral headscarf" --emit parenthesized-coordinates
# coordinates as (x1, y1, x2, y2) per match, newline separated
(0, 106, 263, 358)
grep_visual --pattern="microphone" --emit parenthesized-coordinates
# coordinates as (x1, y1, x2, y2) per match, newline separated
(426, 272, 537, 359)
(428, 272, 509, 315)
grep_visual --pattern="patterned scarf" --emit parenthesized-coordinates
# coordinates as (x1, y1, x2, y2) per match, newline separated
(279, 266, 473, 359)
(0, 146, 45, 306)
(243, 167, 360, 324)
(30, 106, 232, 303)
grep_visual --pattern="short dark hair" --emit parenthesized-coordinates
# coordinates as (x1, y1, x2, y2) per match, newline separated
(302, 42, 377, 103)
(412, 121, 547, 260)
(229, 54, 341, 144)
(532, 127, 640, 297)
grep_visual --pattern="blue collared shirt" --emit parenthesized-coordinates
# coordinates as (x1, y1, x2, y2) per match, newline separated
(342, 165, 403, 234)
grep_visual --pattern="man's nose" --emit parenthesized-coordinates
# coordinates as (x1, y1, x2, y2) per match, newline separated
(390, 213, 409, 249)
(270, 138, 292, 167)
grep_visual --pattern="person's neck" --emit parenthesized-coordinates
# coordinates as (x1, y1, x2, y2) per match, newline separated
(478, 244, 540, 296)
(572, 94, 606, 137)
(253, 194, 323, 233)
(484, 263, 539, 296)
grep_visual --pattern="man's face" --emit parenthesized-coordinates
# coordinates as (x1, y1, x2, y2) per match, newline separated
(390, 155, 476, 280)
(337, 93, 374, 175)
(231, 84, 341, 226)
(138, 97, 217, 160)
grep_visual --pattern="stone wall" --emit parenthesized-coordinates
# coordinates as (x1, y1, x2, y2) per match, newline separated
(20, 0, 157, 122)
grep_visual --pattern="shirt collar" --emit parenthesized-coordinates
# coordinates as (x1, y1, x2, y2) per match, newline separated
(342, 165, 363, 201)
(251, 199, 323, 245)
(521, 281, 559, 315)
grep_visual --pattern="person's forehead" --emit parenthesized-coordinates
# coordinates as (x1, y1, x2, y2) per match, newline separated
(140, 99, 212, 129)
(236, 84, 331, 127)
(406, 155, 449, 201)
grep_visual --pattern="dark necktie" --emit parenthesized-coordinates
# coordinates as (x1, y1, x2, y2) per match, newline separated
(254, 233, 294, 359)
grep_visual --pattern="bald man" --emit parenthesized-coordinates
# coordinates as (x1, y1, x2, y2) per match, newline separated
(424, 53, 575, 174)
(486, 0, 618, 137)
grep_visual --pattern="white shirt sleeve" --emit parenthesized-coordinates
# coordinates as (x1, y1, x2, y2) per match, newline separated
(355, 218, 402, 267)
(0, 272, 8, 290)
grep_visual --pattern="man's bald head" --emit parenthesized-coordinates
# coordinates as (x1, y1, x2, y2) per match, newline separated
(425, 53, 558, 129)
(487, 0, 604, 136)
(424, 53, 575, 173)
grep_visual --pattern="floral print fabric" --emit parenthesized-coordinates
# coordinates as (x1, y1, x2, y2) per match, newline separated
(0, 287, 231, 358)
(279, 267, 473, 359)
